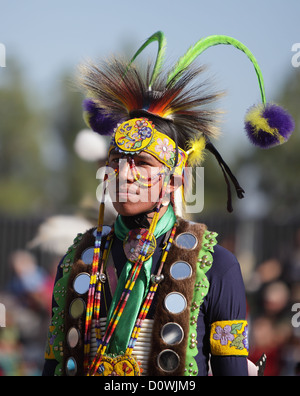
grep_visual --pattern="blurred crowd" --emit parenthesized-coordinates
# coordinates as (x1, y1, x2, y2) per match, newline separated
(0, 250, 56, 375)
(0, 213, 99, 376)
(0, 223, 300, 376)
(246, 228, 300, 376)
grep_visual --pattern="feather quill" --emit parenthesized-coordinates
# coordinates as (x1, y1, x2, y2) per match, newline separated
(167, 35, 266, 104)
(125, 31, 167, 89)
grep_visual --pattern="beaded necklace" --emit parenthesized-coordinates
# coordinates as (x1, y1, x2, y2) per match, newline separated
(88, 221, 177, 376)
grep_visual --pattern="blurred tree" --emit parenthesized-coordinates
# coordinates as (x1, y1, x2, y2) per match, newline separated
(0, 58, 48, 214)
(0, 60, 100, 216)
(48, 72, 99, 214)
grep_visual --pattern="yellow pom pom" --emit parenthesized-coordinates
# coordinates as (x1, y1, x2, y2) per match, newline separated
(186, 135, 206, 167)
(83, 110, 92, 129)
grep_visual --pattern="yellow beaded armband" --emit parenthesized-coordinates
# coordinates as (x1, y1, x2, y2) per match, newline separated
(210, 320, 249, 357)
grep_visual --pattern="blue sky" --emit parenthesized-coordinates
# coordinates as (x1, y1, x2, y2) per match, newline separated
(0, 0, 299, 155)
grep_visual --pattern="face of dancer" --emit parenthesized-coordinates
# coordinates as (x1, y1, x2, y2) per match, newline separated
(108, 150, 175, 218)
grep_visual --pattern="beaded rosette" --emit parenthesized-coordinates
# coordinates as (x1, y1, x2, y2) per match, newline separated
(96, 354, 142, 376)
(123, 228, 157, 263)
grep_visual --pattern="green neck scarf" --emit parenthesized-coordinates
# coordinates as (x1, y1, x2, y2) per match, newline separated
(106, 205, 176, 355)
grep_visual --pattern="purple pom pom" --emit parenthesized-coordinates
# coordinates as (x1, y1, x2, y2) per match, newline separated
(83, 99, 118, 136)
(263, 104, 295, 140)
(244, 103, 294, 149)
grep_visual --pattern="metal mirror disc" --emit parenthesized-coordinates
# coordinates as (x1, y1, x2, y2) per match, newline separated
(161, 323, 184, 345)
(170, 261, 192, 280)
(66, 357, 77, 376)
(164, 292, 187, 314)
(157, 349, 180, 372)
(93, 225, 112, 238)
(81, 247, 94, 265)
(175, 233, 197, 250)
(73, 272, 90, 295)
(69, 298, 86, 319)
(67, 327, 80, 349)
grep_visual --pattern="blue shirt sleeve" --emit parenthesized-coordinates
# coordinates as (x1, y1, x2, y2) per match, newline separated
(205, 245, 248, 376)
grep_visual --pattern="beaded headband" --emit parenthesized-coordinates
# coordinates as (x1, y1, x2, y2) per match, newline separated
(108, 118, 188, 176)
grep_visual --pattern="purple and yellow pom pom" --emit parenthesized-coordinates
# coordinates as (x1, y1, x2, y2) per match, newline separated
(244, 103, 294, 149)
(83, 99, 117, 136)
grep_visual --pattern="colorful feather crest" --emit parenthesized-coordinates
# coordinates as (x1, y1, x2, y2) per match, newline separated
(78, 57, 222, 153)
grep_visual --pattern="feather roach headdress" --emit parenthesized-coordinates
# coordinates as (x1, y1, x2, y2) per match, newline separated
(78, 31, 294, 212)
(79, 57, 221, 152)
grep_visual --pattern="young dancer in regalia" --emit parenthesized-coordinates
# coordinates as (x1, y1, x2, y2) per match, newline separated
(43, 32, 293, 376)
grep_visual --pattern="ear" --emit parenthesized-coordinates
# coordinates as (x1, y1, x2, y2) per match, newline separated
(166, 174, 183, 194)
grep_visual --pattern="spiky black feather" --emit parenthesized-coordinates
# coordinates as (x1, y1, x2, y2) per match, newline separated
(78, 57, 222, 151)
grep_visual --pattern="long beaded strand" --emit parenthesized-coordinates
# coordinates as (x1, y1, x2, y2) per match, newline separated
(94, 231, 114, 341)
(83, 163, 110, 373)
(126, 222, 177, 355)
(88, 210, 160, 376)
(88, 173, 171, 376)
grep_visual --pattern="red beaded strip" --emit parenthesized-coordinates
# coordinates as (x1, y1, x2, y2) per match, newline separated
(83, 164, 110, 374)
